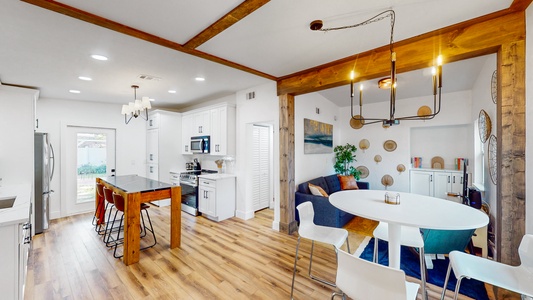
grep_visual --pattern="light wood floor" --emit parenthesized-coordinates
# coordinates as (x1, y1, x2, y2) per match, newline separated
(25, 206, 517, 300)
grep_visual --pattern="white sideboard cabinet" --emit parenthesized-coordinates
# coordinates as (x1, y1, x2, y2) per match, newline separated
(410, 169, 464, 202)
(198, 174, 236, 222)
(146, 110, 183, 206)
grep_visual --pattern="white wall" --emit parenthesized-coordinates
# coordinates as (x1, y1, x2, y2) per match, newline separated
(337, 90, 473, 192)
(294, 93, 340, 185)
(526, 5, 533, 235)
(470, 55, 497, 223)
(235, 82, 279, 228)
(36, 98, 146, 219)
(0, 85, 38, 187)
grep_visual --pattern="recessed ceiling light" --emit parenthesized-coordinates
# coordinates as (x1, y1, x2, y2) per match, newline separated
(91, 54, 108, 61)
(149, 98, 155, 102)
(168, 90, 177, 94)
(69, 89, 81, 94)
(78, 76, 92, 81)
(195, 77, 205, 82)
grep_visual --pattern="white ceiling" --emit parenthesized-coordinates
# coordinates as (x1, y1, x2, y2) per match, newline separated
(0, 0, 512, 110)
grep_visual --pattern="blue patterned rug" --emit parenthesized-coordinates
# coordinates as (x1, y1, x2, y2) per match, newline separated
(358, 238, 489, 300)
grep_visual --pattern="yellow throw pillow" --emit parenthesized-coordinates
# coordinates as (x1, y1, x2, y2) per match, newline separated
(308, 183, 328, 197)
(338, 175, 359, 190)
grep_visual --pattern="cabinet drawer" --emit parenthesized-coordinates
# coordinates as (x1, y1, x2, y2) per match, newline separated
(199, 179, 215, 187)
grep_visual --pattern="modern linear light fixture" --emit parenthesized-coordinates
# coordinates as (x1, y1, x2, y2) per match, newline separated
(310, 10, 443, 129)
(121, 85, 151, 124)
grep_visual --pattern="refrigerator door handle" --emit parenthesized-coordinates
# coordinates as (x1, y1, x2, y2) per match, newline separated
(49, 143, 55, 182)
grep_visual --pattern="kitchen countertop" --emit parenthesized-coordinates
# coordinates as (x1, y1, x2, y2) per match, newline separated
(0, 184, 31, 226)
(198, 173, 236, 180)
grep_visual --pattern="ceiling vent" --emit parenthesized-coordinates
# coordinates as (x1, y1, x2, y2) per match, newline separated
(246, 91, 256, 100)
(137, 74, 162, 81)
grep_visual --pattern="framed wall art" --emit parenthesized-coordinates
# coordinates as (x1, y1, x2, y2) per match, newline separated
(304, 118, 333, 154)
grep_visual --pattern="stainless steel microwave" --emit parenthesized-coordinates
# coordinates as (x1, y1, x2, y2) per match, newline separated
(191, 136, 210, 154)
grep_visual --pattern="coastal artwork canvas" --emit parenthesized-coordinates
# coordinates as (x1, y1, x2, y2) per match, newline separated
(304, 118, 333, 154)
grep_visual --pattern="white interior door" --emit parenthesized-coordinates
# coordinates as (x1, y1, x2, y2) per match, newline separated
(64, 126, 116, 216)
(252, 125, 271, 211)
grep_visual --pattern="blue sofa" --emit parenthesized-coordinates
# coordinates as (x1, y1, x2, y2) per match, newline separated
(295, 174, 369, 228)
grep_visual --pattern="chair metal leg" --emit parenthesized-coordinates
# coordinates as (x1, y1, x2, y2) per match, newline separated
(419, 246, 427, 300)
(331, 291, 346, 300)
(113, 216, 125, 258)
(139, 208, 157, 249)
(373, 238, 379, 263)
(290, 237, 301, 300)
(308, 241, 336, 287)
(441, 261, 453, 300)
(453, 277, 464, 300)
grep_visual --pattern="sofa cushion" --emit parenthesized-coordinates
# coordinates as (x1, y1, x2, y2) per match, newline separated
(338, 175, 359, 190)
(297, 176, 329, 194)
(324, 174, 342, 194)
(308, 183, 328, 197)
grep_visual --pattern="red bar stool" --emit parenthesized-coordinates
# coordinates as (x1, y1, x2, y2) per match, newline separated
(109, 192, 156, 258)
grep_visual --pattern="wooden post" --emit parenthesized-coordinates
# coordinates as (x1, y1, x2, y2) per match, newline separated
(170, 185, 181, 248)
(498, 40, 526, 265)
(123, 192, 141, 265)
(279, 94, 298, 234)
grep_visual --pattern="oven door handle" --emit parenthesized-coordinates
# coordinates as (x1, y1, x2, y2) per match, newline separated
(180, 180, 197, 187)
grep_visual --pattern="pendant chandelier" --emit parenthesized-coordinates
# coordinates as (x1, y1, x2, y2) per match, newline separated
(310, 10, 443, 128)
(121, 85, 152, 124)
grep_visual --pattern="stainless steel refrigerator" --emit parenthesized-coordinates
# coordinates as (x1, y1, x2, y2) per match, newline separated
(34, 132, 54, 234)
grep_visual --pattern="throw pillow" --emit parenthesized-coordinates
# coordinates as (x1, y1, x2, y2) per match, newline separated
(308, 183, 328, 197)
(338, 175, 359, 190)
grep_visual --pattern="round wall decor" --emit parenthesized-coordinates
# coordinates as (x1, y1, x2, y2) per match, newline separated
(396, 164, 406, 174)
(488, 134, 497, 185)
(383, 140, 397, 152)
(356, 166, 369, 179)
(359, 139, 370, 152)
(417, 105, 432, 119)
(374, 155, 382, 163)
(478, 109, 492, 143)
(381, 174, 394, 188)
(350, 115, 364, 129)
(491, 70, 497, 104)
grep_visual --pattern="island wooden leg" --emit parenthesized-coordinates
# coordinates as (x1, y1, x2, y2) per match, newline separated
(123, 192, 141, 265)
(170, 186, 181, 248)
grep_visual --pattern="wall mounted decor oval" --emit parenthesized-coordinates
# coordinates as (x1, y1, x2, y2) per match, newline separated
(417, 105, 432, 119)
(383, 140, 397, 152)
(396, 164, 406, 174)
(359, 139, 370, 152)
(491, 70, 497, 104)
(356, 166, 369, 179)
(478, 109, 492, 143)
(381, 174, 394, 188)
(488, 134, 497, 185)
(350, 115, 364, 129)
(374, 155, 382, 163)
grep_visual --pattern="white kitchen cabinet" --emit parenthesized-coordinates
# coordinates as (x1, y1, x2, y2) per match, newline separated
(181, 114, 192, 154)
(192, 110, 211, 135)
(146, 110, 184, 206)
(410, 169, 463, 201)
(0, 184, 32, 300)
(198, 174, 236, 222)
(210, 105, 236, 156)
(182, 103, 236, 156)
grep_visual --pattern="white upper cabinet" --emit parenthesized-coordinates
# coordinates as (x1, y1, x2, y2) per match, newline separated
(181, 103, 236, 156)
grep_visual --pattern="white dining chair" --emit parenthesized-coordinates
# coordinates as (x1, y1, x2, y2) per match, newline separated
(332, 249, 420, 300)
(290, 201, 350, 300)
(373, 222, 427, 300)
(441, 234, 533, 300)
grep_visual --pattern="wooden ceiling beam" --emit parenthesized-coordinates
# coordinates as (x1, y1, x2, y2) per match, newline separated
(184, 0, 270, 49)
(276, 9, 526, 96)
(510, 0, 533, 12)
(20, 0, 277, 81)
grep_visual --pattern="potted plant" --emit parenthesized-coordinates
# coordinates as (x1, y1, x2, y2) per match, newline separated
(334, 143, 361, 179)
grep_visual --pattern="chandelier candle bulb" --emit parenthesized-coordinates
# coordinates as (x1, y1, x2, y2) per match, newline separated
(359, 84, 363, 107)
(350, 70, 355, 97)
(437, 55, 443, 88)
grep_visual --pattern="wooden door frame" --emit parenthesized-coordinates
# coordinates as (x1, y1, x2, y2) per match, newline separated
(277, 6, 527, 265)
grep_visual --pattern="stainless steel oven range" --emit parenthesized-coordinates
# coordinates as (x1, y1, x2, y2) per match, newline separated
(179, 169, 217, 216)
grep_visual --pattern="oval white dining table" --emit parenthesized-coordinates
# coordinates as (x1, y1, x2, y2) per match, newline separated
(329, 189, 489, 269)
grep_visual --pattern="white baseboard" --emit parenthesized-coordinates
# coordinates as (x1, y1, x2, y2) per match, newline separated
(271, 221, 280, 231)
(235, 209, 254, 220)
(50, 211, 61, 220)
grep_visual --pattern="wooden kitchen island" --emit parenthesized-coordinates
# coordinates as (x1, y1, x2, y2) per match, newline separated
(96, 175, 181, 265)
